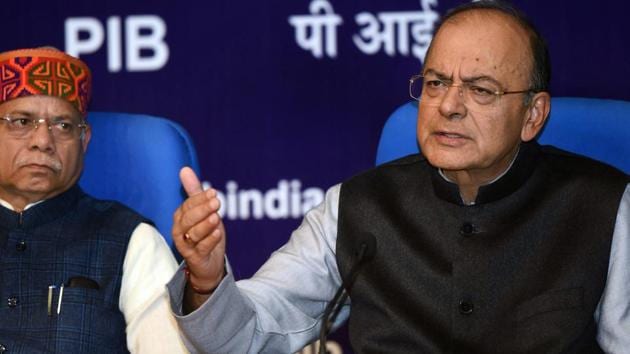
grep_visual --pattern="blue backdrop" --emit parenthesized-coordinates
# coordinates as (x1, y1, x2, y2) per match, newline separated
(3, 1, 629, 352)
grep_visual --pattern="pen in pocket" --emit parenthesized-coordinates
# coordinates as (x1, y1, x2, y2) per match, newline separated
(47, 276, 99, 316)
(57, 284, 64, 315)
(47, 285, 56, 316)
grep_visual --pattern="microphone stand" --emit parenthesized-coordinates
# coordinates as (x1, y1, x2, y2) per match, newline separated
(318, 238, 374, 354)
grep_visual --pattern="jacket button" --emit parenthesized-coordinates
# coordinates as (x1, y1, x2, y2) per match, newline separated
(460, 223, 476, 236)
(459, 300, 474, 315)
(0, 343, 6, 353)
(16, 240, 27, 252)
(7, 296, 18, 308)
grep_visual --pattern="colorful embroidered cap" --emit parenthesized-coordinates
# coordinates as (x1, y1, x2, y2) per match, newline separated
(0, 48, 92, 116)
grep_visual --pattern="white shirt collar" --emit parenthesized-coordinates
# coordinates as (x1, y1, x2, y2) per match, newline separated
(0, 197, 45, 212)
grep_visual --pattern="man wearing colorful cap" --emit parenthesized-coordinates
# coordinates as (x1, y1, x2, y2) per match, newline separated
(0, 48, 186, 353)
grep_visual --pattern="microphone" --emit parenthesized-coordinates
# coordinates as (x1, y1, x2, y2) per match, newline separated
(318, 233, 377, 354)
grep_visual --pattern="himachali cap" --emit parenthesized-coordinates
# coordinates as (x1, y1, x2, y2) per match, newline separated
(0, 48, 92, 116)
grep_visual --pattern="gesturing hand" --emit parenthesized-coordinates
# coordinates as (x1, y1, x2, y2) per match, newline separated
(172, 167, 226, 299)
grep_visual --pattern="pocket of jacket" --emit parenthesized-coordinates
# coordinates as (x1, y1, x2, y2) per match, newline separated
(515, 287, 584, 323)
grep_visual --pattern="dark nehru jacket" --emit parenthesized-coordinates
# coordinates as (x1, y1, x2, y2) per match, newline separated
(336, 142, 628, 354)
(0, 185, 148, 353)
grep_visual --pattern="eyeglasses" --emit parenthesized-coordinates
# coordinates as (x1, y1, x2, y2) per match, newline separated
(409, 74, 534, 107)
(0, 116, 87, 141)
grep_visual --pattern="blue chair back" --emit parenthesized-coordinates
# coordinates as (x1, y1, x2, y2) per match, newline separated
(375, 97, 630, 174)
(79, 112, 200, 247)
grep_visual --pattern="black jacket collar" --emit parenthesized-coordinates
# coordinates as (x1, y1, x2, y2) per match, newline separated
(0, 184, 84, 230)
(430, 142, 540, 205)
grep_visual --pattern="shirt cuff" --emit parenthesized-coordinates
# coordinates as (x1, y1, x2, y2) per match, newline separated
(166, 260, 256, 352)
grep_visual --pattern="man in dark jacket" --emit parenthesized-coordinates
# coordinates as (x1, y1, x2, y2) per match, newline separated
(167, 2, 629, 353)
(0, 48, 186, 353)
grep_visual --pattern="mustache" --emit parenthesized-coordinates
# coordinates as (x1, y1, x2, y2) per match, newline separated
(16, 156, 62, 172)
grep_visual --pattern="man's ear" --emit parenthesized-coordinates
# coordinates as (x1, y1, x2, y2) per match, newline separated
(81, 124, 91, 152)
(521, 92, 551, 142)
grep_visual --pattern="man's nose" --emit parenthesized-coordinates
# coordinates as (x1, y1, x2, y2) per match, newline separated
(438, 85, 467, 119)
(29, 121, 56, 152)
